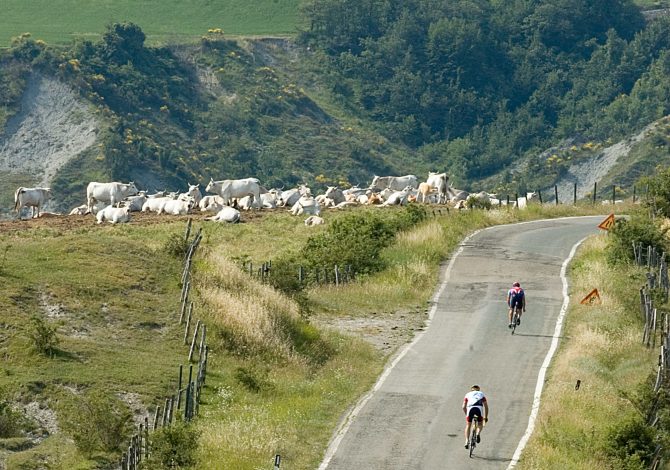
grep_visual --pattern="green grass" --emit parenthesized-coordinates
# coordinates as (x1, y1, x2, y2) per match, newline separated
(518, 235, 658, 469)
(0, 203, 634, 468)
(1, 0, 304, 46)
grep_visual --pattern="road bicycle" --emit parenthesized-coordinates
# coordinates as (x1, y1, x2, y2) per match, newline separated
(468, 416, 479, 458)
(511, 306, 522, 335)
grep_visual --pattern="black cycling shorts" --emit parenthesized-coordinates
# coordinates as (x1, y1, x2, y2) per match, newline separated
(466, 407, 483, 423)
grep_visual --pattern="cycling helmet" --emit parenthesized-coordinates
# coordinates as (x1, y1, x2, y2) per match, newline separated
(471, 385, 480, 391)
(513, 281, 520, 287)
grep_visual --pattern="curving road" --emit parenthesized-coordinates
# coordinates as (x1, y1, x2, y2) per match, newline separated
(320, 216, 603, 470)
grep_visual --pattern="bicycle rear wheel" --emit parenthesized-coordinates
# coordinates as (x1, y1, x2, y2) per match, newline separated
(511, 310, 518, 335)
(469, 419, 477, 457)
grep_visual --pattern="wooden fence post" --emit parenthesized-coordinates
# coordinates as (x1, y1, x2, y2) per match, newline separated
(573, 182, 577, 205)
(554, 185, 559, 205)
(592, 182, 597, 204)
(335, 265, 340, 286)
(612, 185, 616, 205)
(633, 185, 636, 203)
(183, 305, 193, 345)
(189, 320, 201, 362)
(538, 189, 542, 204)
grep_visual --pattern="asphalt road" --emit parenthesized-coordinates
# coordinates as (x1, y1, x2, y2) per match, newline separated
(320, 216, 603, 470)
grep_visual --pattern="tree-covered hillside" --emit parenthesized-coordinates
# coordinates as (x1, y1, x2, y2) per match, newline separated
(1, 1, 670, 210)
(299, 0, 670, 189)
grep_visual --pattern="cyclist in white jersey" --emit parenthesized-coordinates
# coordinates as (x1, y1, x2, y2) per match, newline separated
(462, 384, 489, 448)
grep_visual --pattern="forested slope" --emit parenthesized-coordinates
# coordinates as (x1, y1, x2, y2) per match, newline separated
(0, 0, 669, 209)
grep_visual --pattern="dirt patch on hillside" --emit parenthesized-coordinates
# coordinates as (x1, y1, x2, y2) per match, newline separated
(0, 73, 99, 189)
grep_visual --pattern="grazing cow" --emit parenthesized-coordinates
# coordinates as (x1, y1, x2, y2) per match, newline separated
(417, 182, 436, 203)
(14, 187, 52, 219)
(426, 172, 449, 204)
(205, 178, 262, 207)
(304, 215, 325, 226)
(369, 175, 419, 191)
(454, 200, 467, 210)
(290, 195, 320, 216)
(157, 197, 195, 215)
(96, 205, 131, 224)
(178, 184, 202, 206)
(206, 206, 241, 223)
(87, 181, 139, 212)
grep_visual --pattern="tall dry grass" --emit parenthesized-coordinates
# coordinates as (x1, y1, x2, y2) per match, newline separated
(198, 250, 303, 362)
(518, 235, 654, 469)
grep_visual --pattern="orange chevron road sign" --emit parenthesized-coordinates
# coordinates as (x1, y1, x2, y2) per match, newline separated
(580, 288, 601, 305)
(598, 213, 615, 231)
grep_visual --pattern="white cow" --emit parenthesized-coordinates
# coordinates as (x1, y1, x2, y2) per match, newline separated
(381, 187, 413, 206)
(205, 178, 262, 207)
(157, 197, 194, 215)
(122, 193, 148, 212)
(290, 195, 320, 216)
(323, 186, 346, 205)
(142, 197, 173, 213)
(14, 187, 52, 218)
(259, 189, 283, 209)
(426, 172, 449, 204)
(369, 175, 419, 191)
(206, 206, 241, 223)
(237, 195, 259, 211)
(304, 215, 325, 226)
(417, 182, 436, 203)
(516, 192, 538, 209)
(199, 195, 225, 212)
(87, 181, 139, 212)
(178, 184, 202, 206)
(278, 188, 302, 207)
(96, 205, 131, 224)
(447, 187, 470, 203)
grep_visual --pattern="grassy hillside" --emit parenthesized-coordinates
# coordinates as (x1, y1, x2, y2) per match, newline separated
(0, 0, 303, 46)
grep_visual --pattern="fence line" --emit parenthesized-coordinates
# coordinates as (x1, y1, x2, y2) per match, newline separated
(634, 242, 670, 469)
(120, 220, 208, 469)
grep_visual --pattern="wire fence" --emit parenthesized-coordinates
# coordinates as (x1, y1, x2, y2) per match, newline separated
(119, 220, 208, 469)
(635, 243, 669, 470)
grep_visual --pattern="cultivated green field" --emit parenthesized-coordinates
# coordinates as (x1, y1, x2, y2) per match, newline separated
(0, 0, 304, 46)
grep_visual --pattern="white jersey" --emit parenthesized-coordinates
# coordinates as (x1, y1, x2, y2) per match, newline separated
(464, 390, 486, 411)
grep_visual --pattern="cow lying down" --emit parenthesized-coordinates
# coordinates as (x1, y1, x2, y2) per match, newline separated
(206, 206, 240, 223)
(96, 205, 131, 224)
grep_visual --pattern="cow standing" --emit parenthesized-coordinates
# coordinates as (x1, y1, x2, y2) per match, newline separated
(369, 175, 419, 192)
(14, 187, 52, 219)
(87, 181, 139, 212)
(205, 178, 262, 207)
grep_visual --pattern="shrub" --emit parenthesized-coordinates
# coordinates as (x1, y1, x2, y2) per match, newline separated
(0, 387, 25, 438)
(604, 416, 656, 469)
(56, 388, 132, 456)
(642, 166, 670, 218)
(142, 421, 200, 469)
(606, 215, 668, 265)
(28, 316, 59, 357)
(235, 364, 274, 394)
(163, 233, 190, 258)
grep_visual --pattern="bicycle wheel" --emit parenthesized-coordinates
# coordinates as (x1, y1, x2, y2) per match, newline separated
(469, 419, 477, 457)
(511, 310, 518, 335)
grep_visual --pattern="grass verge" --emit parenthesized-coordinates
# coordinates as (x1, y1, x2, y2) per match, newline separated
(518, 234, 658, 469)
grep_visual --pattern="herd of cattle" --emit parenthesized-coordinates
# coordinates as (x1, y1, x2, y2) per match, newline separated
(12, 172, 539, 225)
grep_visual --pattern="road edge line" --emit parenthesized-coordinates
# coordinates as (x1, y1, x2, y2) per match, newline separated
(317, 228, 483, 469)
(506, 235, 590, 469)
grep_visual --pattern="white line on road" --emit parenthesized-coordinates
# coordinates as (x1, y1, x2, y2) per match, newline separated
(506, 235, 590, 469)
(317, 229, 484, 469)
